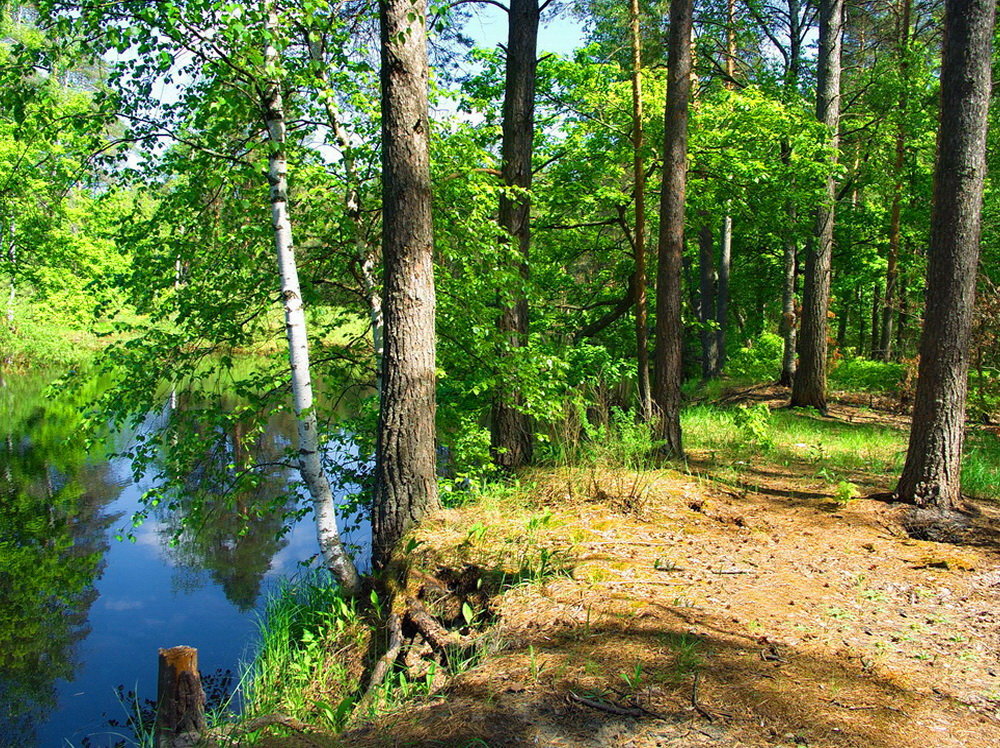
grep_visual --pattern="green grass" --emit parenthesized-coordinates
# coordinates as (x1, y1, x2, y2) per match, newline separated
(242, 574, 366, 732)
(682, 402, 1000, 502)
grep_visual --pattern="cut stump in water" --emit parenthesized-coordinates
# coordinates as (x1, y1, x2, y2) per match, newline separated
(155, 645, 205, 748)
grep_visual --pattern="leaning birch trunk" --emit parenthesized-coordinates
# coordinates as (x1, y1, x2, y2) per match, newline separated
(262, 7, 360, 593)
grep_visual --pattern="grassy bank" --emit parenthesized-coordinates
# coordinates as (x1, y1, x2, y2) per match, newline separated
(229, 391, 1000, 746)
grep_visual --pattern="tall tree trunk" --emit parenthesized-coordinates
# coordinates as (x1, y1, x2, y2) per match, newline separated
(715, 213, 731, 375)
(698, 218, 718, 379)
(870, 280, 882, 359)
(630, 0, 652, 422)
(653, 0, 693, 457)
(777, 0, 804, 386)
(715, 0, 735, 378)
(373, 0, 439, 566)
(896, 266, 909, 353)
(878, 0, 912, 362)
(895, 0, 993, 509)
(491, 0, 539, 469)
(262, 7, 359, 593)
(791, 0, 843, 412)
(778, 203, 798, 385)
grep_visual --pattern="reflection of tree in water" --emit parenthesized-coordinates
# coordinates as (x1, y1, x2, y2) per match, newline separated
(158, 392, 304, 611)
(0, 380, 120, 746)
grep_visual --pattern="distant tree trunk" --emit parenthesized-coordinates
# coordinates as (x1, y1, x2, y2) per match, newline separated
(778, 206, 798, 385)
(896, 266, 909, 353)
(653, 0, 693, 457)
(698, 218, 718, 379)
(870, 280, 882, 359)
(262, 7, 359, 593)
(791, 0, 843, 412)
(878, 0, 912, 362)
(491, 0, 539, 469)
(715, 0, 735, 377)
(715, 214, 731, 375)
(777, 0, 804, 386)
(373, 0, 439, 566)
(895, 0, 993, 509)
(835, 295, 848, 350)
(630, 0, 652, 422)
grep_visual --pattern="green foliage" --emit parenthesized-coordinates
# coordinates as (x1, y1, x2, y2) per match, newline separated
(733, 403, 774, 450)
(243, 575, 365, 731)
(725, 333, 784, 382)
(830, 357, 905, 393)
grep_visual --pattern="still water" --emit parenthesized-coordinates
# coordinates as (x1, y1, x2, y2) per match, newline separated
(0, 371, 368, 747)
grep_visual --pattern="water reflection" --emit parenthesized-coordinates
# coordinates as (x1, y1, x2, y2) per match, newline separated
(0, 374, 119, 746)
(0, 370, 365, 746)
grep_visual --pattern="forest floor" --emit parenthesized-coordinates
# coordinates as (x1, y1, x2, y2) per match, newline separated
(286, 388, 1000, 748)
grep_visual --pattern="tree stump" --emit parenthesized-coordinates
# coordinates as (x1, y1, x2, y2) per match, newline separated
(155, 646, 205, 748)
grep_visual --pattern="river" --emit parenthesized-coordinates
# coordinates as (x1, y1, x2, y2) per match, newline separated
(0, 369, 369, 747)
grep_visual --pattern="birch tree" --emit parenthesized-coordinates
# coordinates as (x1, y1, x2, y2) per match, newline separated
(262, 4, 360, 592)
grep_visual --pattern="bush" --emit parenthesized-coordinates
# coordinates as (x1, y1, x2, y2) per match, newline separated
(725, 332, 783, 382)
(830, 357, 905, 393)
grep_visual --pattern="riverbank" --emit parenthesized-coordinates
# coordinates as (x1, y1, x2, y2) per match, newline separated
(236, 390, 1000, 748)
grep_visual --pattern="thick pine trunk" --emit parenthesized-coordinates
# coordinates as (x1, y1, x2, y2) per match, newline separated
(895, 0, 993, 509)
(791, 0, 843, 412)
(630, 0, 652, 422)
(373, 0, 439, 566)
(262, 9, 359, 593)
(491, 0, 539, 469)
(653, 0, 693, 457)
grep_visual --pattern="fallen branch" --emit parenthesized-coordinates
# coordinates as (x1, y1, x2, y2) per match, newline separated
(406, 598, 466, 652)
(568, 691, 645, 718)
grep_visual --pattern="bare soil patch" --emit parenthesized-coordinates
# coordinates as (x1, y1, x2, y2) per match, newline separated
(270, 398, 1000, 748)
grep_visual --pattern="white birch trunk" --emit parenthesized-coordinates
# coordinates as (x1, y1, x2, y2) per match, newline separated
(263, 7, 360, 593)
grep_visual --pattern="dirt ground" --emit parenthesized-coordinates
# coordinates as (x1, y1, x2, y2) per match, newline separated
(323, 395, 1000, 748)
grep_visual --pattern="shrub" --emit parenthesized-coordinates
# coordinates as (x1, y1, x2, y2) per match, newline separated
(830, 357, 905, 393)
(725, 333, 783, 382)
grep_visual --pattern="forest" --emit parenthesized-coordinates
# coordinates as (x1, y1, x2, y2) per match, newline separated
(2, 0, 1000, 745)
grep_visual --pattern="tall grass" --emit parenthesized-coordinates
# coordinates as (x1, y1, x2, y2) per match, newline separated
(242, 574, 368, 732)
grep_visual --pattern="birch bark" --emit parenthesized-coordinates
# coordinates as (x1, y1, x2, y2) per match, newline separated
(262, 6, 360, 593)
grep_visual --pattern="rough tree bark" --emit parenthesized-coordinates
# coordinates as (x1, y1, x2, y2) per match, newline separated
(653, 0, 693, 457)
(791, 0, 843, 412)
(262, 7, 360, 593)
(630, 0, 652, 422)
(373, 0, 439, 567)
(895, 0, 993, 509)
(491, 0, 540, 469)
